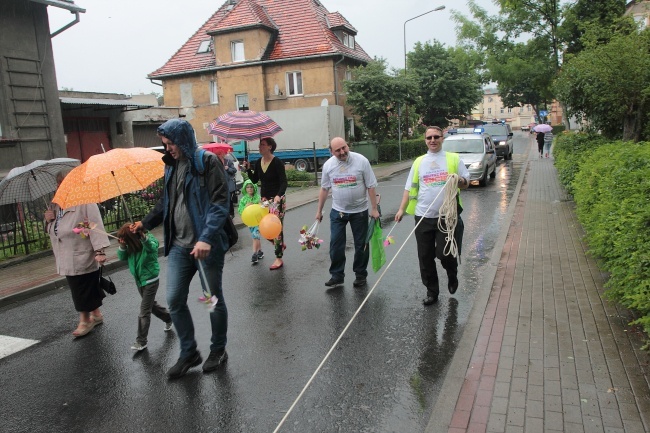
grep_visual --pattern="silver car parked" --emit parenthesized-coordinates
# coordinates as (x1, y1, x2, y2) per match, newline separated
(443, 132, 497, 187)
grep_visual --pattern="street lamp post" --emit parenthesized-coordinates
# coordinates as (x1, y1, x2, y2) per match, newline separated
(403, 5, 445, 140)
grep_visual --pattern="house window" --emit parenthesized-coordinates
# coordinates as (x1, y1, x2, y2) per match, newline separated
(116, 122, 124, 135)
(488, 108, 492, 114)
(231, 41, 244, 62)
(197, 40, 211, 53)
(286, 71, 303, 96)
(236, 94, 249, 110)
(342, 33, 355, 48)
(210, 80, 218, 104)
(344, 70, 352, 81)
(500, 107, 504, 114)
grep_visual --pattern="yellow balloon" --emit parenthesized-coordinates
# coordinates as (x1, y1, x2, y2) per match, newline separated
(259, 214, 282, 240)
(241, 204, 264, 227)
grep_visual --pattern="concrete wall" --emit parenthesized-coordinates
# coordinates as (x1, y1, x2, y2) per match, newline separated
(0, 0, 66, 176)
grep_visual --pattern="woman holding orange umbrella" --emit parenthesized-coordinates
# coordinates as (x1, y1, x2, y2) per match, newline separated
(242, 137, 287, 270)
(45, 169, 111, 337)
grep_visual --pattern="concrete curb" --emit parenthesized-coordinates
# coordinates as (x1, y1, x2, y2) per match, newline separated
(424, 151, 531, 432)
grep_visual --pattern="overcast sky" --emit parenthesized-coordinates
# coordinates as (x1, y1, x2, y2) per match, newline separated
(48, 0, 499, 96)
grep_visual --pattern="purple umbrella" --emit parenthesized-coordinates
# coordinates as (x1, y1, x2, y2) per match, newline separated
(207, 109, 283, 142)
(533, 124, 552, 133)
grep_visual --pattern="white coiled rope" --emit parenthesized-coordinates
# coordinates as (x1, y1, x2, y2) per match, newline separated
(438, 173, 460, 262)
(272, 175, 462, 433)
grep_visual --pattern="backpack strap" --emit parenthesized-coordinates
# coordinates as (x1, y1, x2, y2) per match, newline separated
(194, 149, 207, 187)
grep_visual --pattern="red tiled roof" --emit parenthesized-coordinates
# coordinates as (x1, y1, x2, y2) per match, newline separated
(326, 12, 357, 34)
(148, 0, 371, 79)
(209, 0, 277, 34)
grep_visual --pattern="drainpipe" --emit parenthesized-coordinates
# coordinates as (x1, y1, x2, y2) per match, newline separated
(51, 12, 80, 38)
(149, 79, 162, 87)
(333, 55, 345, 106)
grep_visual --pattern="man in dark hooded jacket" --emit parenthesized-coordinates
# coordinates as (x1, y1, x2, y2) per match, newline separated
(133, 119, 231, 378)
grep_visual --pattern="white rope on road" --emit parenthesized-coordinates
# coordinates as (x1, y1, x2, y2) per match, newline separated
(272, 176, 461, 433)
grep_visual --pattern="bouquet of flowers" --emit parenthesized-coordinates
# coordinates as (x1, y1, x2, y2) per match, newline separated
(299, 220, 323, 251)
(198, 293, 219, 312)
(72, 218, 117, 239)
(382, 224, 397, 247)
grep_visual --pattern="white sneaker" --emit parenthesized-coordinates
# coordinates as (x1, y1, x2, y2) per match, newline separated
(164, 322, 173, 332)
(131, 342, 147, 351)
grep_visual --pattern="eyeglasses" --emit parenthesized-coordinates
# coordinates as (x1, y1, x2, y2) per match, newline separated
(426, 135, 442, 140)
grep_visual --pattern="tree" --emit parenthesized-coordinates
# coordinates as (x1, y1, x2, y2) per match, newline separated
(407, 41, 483, 127)
(555, 27, 650, 141)
(559, 0, 627, 56)
(453, 0, 562, 123)
(344, 59, 416, 141)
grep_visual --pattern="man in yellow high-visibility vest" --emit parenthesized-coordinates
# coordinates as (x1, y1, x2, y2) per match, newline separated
(395, 126, 470, 306)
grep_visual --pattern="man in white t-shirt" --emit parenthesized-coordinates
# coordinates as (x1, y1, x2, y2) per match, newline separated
(395, 126, 470, 306)
(316, 137, 380, 288)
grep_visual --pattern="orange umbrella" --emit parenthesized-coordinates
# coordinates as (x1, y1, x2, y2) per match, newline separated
(52, 147, 164, 221)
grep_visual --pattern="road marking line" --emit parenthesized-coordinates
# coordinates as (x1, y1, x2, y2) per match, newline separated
(0, 335, 39, 360)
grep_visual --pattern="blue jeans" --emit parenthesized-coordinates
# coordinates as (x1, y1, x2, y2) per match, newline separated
(329, 208, 369, 281)
(166, 245, 228, 358)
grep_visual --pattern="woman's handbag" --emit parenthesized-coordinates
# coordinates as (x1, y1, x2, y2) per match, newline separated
(99, 267, 116, 295)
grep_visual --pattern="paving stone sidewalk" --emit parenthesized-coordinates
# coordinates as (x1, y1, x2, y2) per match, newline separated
(427, 149, 650, 432)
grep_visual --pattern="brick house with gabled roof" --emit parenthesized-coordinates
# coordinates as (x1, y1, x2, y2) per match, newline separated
(148, 0, 372, 143)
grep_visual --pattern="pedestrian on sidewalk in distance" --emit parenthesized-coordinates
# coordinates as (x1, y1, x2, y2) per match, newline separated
(116, 223, 173, 352)
(241, 137, 287, 270)
(315, 137, 380, 288)
(132, 119, 230, 379)
(536, 131, 545, 158)
(238, 179, 264, 264)
(394, 126, 470, 306)
(543, 125, 553, 158)
(45, 168, 110, 337)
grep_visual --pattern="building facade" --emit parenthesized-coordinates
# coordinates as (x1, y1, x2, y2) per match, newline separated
(0, 0, 84, 177)
(148, 0, 371, 144)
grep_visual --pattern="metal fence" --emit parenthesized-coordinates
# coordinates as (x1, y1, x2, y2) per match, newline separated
(0, 179, 163, 261)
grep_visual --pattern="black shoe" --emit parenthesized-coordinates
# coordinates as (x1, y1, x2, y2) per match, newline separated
(167, 351, 202, 379)
(256, 250, 264, 259)
(203, 349, 228, 372)
(325, 278, 343, 287)
(422, 295, 438, 306)
(251, 253, 258, 264)
(448, 277, 459, 295)
(352, 278, 367, 288)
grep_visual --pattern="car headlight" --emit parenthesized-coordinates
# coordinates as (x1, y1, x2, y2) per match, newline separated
(469, 162, 483, 169)
(498, 141, 506, 145)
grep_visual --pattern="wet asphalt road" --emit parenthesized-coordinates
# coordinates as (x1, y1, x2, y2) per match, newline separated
(0, 134, 531, 433)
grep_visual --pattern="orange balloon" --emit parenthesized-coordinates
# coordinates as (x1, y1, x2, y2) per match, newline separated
(259, 214, 282, 240)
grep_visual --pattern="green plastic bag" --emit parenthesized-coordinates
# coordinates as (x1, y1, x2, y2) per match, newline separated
(369, 219, 386, 273)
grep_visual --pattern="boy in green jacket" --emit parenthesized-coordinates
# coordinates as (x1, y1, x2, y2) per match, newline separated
(238, 179, 264, 264)
(117, 224, 173, 351)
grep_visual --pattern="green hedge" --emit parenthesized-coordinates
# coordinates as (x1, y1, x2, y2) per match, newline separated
(378, 138, 427, 162)
(572, 141, 650, 343)
(553, 132, 609, 195)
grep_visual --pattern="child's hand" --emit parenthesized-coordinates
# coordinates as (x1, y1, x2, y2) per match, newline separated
(118, 237, 125, 245)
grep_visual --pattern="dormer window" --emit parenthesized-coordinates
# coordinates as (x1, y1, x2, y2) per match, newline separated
(231, 41, 244, 62)
(342, 33, 355, 49)
(197, 40, 211, 54)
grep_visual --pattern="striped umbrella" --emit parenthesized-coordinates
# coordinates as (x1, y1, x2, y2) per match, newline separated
(207, 109, 283, 142)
